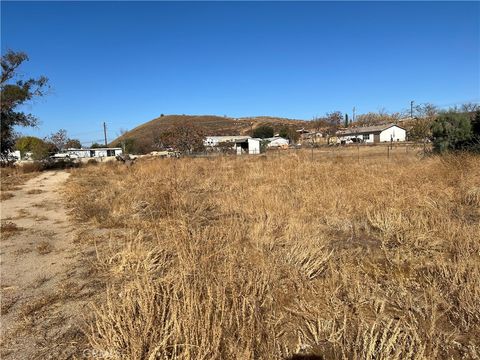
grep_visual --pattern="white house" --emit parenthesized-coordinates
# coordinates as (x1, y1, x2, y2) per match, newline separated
(204, 136, 260, 155)
(265, 137, 289, 148)
(338, 124, 406, 144)
(63, 147, 123, 158)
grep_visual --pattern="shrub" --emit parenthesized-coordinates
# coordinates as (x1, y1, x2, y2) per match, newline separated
(15, 136, 52, 160)
(253, 125, 274, 139)
(431, 112, 472, 153)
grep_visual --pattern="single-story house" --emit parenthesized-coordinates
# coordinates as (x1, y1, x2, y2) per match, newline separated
(63, 147, 123, 158)
(337, 124, 406, 144)
(204, 136, 260, 155)
(265, 137, 289, 148)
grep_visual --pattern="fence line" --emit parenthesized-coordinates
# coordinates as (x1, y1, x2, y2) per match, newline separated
(185, 142, 431, 161)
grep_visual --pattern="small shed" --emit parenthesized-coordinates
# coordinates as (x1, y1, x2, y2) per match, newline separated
(204, 136, 261, 155)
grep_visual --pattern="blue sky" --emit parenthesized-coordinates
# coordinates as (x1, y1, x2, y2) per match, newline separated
(2, 1, 479, 145)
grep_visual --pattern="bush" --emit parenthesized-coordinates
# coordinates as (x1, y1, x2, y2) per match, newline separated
(431, 112, 472, 153)
(15, 136, 53, 160)
(253, 125, 274, 139)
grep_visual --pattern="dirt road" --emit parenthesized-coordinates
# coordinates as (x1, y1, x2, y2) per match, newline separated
(1, 171, 96, 359)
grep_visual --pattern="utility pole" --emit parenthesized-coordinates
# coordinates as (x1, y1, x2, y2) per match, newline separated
(352, 107, 356, 123)
(103, 122, 108, 146)
(410, 101, 414, 119)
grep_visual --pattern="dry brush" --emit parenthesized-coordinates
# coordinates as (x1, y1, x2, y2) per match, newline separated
(65, 152, 480, 359)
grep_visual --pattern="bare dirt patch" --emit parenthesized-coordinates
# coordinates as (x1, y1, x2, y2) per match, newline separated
(0, 171, 100, 359)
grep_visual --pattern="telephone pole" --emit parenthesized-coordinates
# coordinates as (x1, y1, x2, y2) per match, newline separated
(410, 100, 414, 119)
(352, 107, 356, 122)
(103, 122, 108, 146)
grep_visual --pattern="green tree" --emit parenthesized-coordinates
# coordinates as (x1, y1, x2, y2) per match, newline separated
(252, 125, 274, 139)
(15, 136, 52, 160)
(467, 110, 480, 152)
(91, 143, 104, 148)
(409, 118, 434, 142)
(344, 114, 349, 128)
(472, 110, 480, 138)
(1, 50, 49, 157)
(278, 126, 299, 143)
(431, 112, 472, 153)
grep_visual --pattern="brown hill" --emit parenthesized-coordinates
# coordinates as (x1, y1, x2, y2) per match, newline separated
(111, 114, 308, 152)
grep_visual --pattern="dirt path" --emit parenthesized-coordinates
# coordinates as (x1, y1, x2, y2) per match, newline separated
(1, 171, 96, 359)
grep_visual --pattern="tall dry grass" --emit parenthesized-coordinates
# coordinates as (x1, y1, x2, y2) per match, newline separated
(65, 151, 480, 359)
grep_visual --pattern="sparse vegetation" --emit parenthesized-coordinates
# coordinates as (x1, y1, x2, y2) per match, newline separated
(36, 241, 53, 255)
(0, 221, 23, 238)
(0, 165, 41, 198)
(26, 189, 43, 195)
(65, 151, 480, 359)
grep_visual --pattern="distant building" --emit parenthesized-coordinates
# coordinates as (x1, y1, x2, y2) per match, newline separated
(301, 131, 324, 143)
(204, 136, 260, 155)
(338, 124, 406, 144)
(63, 147, 123, 158)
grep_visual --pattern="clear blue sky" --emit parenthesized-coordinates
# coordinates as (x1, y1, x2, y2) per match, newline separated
(2, 1, 479, 145)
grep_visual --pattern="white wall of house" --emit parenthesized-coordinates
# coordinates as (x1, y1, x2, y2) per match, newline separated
(339, 134, 374, 143)
(362, 133, 375, 143)
(204, 137, 220, 147)
(8, 150, 22, 161)
(67, 149, 90, 158)
(204, 136, 251, 147)
(66, 148, 122, 158)
(379, 126, 406, 142)
(248, 139, 260, 154)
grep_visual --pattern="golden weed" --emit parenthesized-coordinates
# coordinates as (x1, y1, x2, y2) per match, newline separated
(66, 152, 480, 359)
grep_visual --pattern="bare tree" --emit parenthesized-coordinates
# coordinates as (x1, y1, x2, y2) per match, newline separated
(172, 123, 205, 153)
(461, 102, 480, 120)
(47, 129, 69, 151)
(414, 103, 438, 119)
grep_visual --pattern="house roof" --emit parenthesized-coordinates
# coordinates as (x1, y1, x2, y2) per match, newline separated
(66, 147, 122, 151)
(265, 137, 288, 142)
(339, 123, 405, 136)
(205, 136, 251, 142)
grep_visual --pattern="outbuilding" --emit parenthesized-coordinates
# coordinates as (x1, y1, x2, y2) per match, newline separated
(204, 136, 260, 155)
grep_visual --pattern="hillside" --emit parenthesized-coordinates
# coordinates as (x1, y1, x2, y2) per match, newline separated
(110, 114, 308, 152)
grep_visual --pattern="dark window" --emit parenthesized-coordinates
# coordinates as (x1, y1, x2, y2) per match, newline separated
(107, 150, 115, 156)
(363, 134, 370, 140)
(90, 150, 95, 157)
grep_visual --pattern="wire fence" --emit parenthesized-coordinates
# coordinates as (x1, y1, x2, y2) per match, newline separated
(186, 142, 431, 162)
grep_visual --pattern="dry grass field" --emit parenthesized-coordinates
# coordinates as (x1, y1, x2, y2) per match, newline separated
(65, 150, 480, 359)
